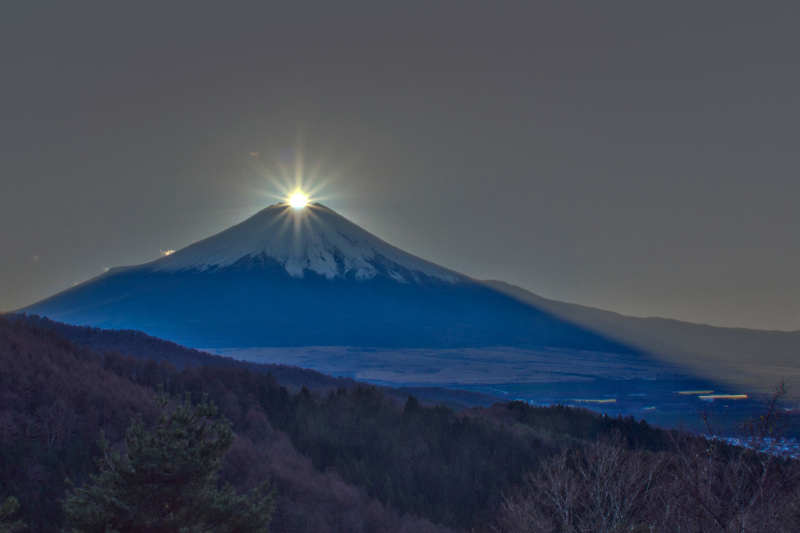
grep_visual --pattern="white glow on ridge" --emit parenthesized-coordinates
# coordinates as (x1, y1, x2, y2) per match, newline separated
(289, 193, 309, 208)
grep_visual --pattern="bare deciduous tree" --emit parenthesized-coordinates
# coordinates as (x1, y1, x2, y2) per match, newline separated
(498, 432, 666, 533)
(499, 385, 800, 533)
(667, 382, 800, 532)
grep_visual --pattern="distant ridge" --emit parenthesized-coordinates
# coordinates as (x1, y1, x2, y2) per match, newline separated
(485, 280, 800, 395)
(5, 313, 356, 391)
(5, 313, 502, 409)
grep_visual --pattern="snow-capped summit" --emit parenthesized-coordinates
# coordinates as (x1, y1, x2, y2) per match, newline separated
(147, 203, 461, 283)
(20, 203, 632, 354)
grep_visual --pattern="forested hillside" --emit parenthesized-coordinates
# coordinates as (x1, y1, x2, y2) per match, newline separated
(9, 314, 499, 409)
(2, 316, 799, 532)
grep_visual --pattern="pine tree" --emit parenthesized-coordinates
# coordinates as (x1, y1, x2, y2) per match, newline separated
(62, 389, 275, 533)
(0, 494, 25, 533)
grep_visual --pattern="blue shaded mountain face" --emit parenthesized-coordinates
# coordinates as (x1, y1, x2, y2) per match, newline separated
(26, 267, 632, 351)
(21, 203, 634, 354)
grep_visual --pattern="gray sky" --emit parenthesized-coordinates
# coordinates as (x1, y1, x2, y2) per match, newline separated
(2, 1, 800, 330)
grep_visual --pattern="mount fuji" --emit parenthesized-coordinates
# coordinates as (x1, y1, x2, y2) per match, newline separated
(21, 203, 634, 356)
(20, 202, 800, 419)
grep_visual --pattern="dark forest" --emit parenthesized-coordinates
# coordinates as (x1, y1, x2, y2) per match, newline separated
(1, 315, 798, 532)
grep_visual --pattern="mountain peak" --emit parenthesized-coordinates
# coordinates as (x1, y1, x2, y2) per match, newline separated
(147, 203, 461, 283)
(20, 203, 637, 353)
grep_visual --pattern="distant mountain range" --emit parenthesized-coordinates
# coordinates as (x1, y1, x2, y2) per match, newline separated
(19, 203, 800, 395)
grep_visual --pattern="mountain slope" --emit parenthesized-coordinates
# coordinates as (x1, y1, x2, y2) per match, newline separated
(20, 204, 634, 355)
(486, 280, 800, 393)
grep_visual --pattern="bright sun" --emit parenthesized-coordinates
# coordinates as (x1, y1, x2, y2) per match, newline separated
(289, 193, 309, 208)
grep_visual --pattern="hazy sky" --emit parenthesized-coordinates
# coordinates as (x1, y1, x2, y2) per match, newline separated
(3, 1, 800, 330)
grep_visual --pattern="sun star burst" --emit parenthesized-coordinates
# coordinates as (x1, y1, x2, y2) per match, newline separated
(289, 192, 309, 208)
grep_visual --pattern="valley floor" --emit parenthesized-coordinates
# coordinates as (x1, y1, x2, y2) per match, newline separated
(210, 345, 786, 434)
(208, 345, 676, 385)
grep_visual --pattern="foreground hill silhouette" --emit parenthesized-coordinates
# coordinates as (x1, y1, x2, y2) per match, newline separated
(1, 315, 686, 532)
(8, 314, 500, 409)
